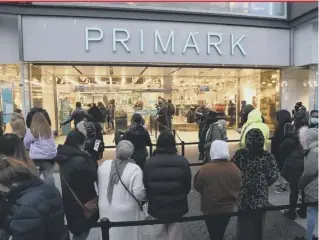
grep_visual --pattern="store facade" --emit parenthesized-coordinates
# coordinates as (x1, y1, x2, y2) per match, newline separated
(0, 3, 317, 134)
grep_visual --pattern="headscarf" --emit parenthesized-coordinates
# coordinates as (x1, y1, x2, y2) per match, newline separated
(107, 140, 135, 203)
(210, 140, 229, 161)
(245, 129, 265, 159)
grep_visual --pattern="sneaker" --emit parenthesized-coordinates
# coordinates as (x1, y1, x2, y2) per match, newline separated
(297, 209, 307, 219)
(284, 210, 297, 220)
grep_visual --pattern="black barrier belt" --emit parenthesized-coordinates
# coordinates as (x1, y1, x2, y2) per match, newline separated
(89, 202, 317, 229)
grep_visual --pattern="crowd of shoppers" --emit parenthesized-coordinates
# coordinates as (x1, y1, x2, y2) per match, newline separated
(0, 99, 317, 240)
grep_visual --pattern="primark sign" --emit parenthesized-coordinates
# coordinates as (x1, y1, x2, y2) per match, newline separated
(22, 16, 290, 65)
(85, 28, 247, 56)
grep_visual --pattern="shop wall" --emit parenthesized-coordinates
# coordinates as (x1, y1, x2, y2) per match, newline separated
(289, 2, 318, 20)
(22, 16, 290, 66)
(292, 19, 318, 67)
(281, 68, 316, 112)
(0, 14, 19, 64)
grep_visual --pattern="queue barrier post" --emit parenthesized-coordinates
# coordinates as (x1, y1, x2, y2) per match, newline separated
(181, 141, 185, 157)
(101, 218, 110, 240)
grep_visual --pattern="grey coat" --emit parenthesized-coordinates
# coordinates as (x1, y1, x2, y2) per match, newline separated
(299, 127, 318, 203)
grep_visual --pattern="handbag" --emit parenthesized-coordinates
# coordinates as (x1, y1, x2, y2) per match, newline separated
(60, 174, 98, 219)
(114, 162, 143, 211)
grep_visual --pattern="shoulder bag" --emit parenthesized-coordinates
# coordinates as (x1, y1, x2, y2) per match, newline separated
(114, 163, 143, 211)
(60, 174, 98, 219)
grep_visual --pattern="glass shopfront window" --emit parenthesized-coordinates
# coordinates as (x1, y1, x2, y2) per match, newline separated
(35, 2, 287, 18)
(0, 64, 23, 132)
(32, 66, 280, 140)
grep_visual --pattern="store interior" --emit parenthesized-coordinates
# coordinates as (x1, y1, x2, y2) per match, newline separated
(25, 65, 280, 142)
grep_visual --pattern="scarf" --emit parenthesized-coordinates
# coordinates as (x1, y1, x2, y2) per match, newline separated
(107, 140, 135, 204)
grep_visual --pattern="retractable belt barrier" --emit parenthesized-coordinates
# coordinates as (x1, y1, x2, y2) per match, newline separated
(94, 202, 317, 240)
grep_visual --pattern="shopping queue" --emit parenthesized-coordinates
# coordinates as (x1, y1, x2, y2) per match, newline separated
(0, 102, 317, 240)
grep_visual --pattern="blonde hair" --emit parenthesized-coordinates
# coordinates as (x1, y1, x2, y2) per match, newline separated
(30, 112, 52, 140)
(0, 155, 34, 187)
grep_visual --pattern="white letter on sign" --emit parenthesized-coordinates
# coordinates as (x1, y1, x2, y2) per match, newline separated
(183, 32, 200, 54)
(154, 30, 175, 54)
(85, 27, 103, 52)
(207, 33, 223, 55)
(113, 29, 130, 52)
(231, 34, 246, 56)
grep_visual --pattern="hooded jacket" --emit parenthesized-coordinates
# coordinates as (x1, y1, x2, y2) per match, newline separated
(280, 129, 305, 184)
(240, 110, 269, 149)
(2, 177, 69, 240)
(194, 140, 242, 214)
(299, 127, 318, 203)
(271, 110, 292, 170)
(122, 123, 152, 171)
(232, 129, 279, 211)
(55, 144, 98, 235)
(10, 112, 26, 139)
(26, 108, 51, 129)
(61, 107, 87, 127)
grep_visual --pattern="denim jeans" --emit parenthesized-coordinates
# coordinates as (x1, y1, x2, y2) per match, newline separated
(307, 207, 318, 240)
(72, 230, 90, 240)
(34, 160, 55, 185)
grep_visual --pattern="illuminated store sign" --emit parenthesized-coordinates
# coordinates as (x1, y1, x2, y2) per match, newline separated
(85, 28, 246, 56)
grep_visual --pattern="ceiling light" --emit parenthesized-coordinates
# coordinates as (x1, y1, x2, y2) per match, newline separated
(262, 82, 266, 85)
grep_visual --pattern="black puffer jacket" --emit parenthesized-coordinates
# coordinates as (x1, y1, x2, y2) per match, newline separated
(122, 123, 152, 171)
(279, 130, 305, 184)
(271, 110, 292, 170)
(55, 145, 98, 235)
(26, 108, 51, 128)
(1, 177, 69, 240)
(144, 153, 191, 219)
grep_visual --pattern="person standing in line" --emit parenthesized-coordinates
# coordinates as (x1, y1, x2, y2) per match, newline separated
(167, 99, 175, 131)
(108, 100, 116, 131)
(195, 101, 210, 161)
(77, 114, 105, 163)
(227, 100, 236, 127)
(271, 110, 292, 193)
(10, 108, 26, 140)
(24, 112, 57, 184)
(0, 133, 38, 175)
(61, 102, 87, 128)
(0, 155, 69, 240)
(194, 140, 242, 240)
(231, 129, 279, 240)
(26, 105, 52, 129)
(144, 132, 191, 240)
(98, 140, 146, 240)
(98, 102, 108, 134)
(280, 118, 308, 220)
(156, 98, 168, 133)
(239, 109, 269, 149)
(309, 110, 318, 128)
(122, 113, 152, 171)
(88, 103, 102, 124)
(55, 129, 98, 240)
(292, 102, 309, 128)
(298, 127, 318, 240)
(203, 111, 227, 163)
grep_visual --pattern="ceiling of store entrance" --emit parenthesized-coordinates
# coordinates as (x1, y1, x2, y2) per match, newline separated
(34, 65, 264, 78)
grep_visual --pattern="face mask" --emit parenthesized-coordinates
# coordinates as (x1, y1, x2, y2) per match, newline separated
(310, 118, 318, 124)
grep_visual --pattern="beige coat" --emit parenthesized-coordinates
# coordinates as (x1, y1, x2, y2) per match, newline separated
(10, 112, 26, 139)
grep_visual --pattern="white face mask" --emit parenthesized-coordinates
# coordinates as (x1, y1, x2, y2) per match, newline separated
(310, 118, 318, 124)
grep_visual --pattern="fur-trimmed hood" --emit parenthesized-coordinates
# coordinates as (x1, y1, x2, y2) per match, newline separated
(299, 126, 318, 150)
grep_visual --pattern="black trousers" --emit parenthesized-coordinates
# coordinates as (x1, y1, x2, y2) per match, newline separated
(289, 181, 307, 214)
(205, 216, 230, 240)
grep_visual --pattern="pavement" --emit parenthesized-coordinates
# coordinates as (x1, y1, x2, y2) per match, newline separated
(51, 131, 317, 240)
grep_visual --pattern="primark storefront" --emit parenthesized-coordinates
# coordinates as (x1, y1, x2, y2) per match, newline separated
(0, 2, 318, 138)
